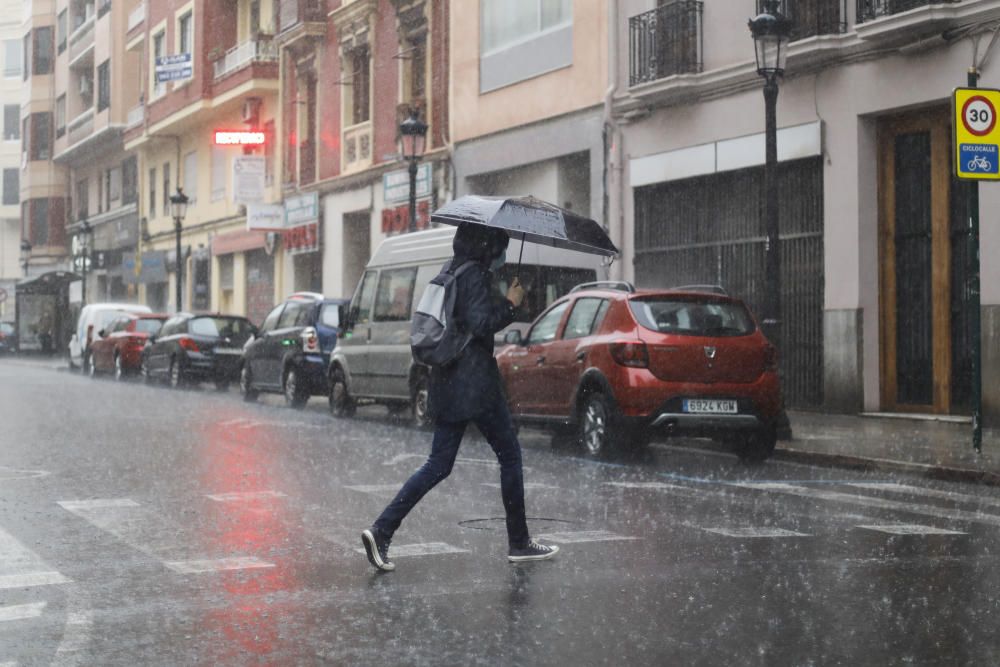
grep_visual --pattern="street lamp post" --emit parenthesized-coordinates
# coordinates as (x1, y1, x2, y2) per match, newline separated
(749, 0, 791, 352)
(169, 187, 189, 313)
(19, 240, 31, 276)
(398, 110, 428, 233)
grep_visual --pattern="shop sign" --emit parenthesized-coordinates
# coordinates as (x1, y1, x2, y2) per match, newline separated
(381, 200, 430, 234)
(122, 251, 168, 285)
(954, 87, 1000, 180)
(233, 156, 266, 204)
(155, 54, 192, 83)
(215, 130, 266, 146)
(383, 163, 432, 204)
(246, 203, 285, 231)
(285, 192, 319, 226)
(283, 223, 319, 256)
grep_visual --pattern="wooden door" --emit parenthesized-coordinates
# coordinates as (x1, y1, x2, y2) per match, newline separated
(878, 109, 953, 413)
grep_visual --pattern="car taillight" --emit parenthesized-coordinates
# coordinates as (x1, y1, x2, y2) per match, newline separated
(179, 337, 200, 352)
(302, 327, 319, 353)
(764, 344, 778, 372)
(609, 342, 649, 368)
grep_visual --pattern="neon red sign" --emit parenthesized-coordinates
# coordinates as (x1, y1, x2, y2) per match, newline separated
(214, 130, 266, 146)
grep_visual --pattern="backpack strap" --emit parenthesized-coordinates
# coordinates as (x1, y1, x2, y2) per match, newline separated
(447, 259, 477, 276)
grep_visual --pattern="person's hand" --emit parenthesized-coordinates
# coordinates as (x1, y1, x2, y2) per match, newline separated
(506, 278, 525, 308)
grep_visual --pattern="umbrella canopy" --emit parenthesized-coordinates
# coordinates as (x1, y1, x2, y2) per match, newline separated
(430, 195, 619, 258)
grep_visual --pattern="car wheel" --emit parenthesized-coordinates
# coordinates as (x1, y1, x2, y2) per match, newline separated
(168, 357, 185, 389)
(113, 354, 126, 382)
(141, 358, 153, 385)
(87, 353, 98, 379)
(283, 367, 308, 409)
(411, 374, 432, 430)
(328, 367, 355, 418)
(240, 365, 259, 402)
(578, 392, 618, 458)
(737, 427, 777, 464)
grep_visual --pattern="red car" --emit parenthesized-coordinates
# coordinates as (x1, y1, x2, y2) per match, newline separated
(497, 283, 781, 461)
(89, 313, 168, 381)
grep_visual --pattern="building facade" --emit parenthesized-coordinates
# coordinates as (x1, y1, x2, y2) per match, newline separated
(0, 1, 23, 319)
(611, 0, 1000, 423)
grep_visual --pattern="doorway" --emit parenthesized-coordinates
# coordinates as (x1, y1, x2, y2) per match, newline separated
(877, 108, 971, 414)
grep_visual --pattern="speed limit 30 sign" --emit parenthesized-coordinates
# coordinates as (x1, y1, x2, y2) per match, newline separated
(954, 87, 1000, 180)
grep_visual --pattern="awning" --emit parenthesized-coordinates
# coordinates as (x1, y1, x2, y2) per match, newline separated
(212, 229, 267, 256)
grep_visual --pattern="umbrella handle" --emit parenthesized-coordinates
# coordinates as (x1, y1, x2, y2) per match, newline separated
(516, 232, 525, 279)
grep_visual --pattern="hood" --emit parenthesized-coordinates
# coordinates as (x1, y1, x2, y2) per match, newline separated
(452, 223, 509, 266)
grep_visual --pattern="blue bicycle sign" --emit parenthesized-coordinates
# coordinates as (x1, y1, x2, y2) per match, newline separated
(968, 155, 993, 172)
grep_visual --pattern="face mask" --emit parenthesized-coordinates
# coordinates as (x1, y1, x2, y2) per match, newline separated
(490, 254, 506, 272)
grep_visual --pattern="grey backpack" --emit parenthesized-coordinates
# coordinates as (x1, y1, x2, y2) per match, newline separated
(410, 260, 477, 367)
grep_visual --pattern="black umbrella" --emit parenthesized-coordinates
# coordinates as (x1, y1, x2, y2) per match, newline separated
(430, 195, 619, 263)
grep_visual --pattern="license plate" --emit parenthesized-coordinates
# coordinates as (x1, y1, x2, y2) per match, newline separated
(215, 347, 242, 355)
(683, 399, 738, 414)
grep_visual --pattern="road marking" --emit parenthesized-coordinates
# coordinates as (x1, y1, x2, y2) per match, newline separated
(700, 527, 811, 538)
(856, 524, 967, 536)
(604, 481, 693, 492)
(206, 490, 287, 502)
(52, 595, 94, 663)
(0, 661, 18, 667)
(0, 602, 46, 623)
(353, 542, 469, 558)
(382, 453, 424, 466)
(216, 418, 325, 430)
(58, 498, 274, 573)
(164, 557, 275, 574)
(847, 482, 1000, 510)
(535, 530, 637, 544)
(482, 482, 559, 491)
(345, 484, 402, 495)
(0, 466, 50, 480)
(0, 525, 70, 589)
(734, 482, 1000, 528)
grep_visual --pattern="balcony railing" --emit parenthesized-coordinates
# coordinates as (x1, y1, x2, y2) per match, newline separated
(68, 16, 95, 63)
(126, 103, 144, 128)
(127, 3, 144, 31)
(629, 1, 703, 87)
(856, 0, 958, 23)
(213, 39, 278, 80)
(67, 108, 94, 145)
(342, 121, 372, 173)
(278, 0, 325, 35)
(758, 0, 847, 40)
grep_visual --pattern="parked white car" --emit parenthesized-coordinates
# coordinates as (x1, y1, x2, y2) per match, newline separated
(68, 303, 152, 372)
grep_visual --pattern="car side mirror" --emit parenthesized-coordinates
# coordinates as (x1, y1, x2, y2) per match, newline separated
(147, 335, 156, 345)
(97, 329, 107, 338)
(504, 330, 523, 346)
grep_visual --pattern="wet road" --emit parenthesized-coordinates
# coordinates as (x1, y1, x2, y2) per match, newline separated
(1, 360, 999, 665)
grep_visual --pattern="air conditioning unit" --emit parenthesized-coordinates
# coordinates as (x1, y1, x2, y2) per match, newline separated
(242, 97, 262, 124)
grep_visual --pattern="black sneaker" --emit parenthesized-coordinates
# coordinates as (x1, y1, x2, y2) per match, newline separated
(361, 528, 395, 572)
(508, 539, 560, 562)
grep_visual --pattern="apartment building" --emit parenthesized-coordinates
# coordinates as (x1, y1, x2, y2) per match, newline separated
(275, 0, 450, 301)
(0, 2, 23, 319)
(611, 0, 1000, 422)
(124, 0, 282, 321)
(450, 1, 608, 238)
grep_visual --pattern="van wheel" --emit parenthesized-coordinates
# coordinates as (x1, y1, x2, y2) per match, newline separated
(283, 367, 308, 409)
(411, 375, 432, 430)
(328, 367, 355, 418)
(83, 352, 93, 377)
(240, 365, 259, 402)
(737, 427, 777, 464)
(87, 354, 98, 378)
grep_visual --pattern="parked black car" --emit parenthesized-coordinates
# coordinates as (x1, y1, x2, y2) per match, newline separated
(142, 313, 256, 389)
(0, 322, 17, 353)
(240, 292, 349, 408)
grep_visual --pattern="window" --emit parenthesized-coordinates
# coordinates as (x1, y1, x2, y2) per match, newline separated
(178, 12, 193, 55)
(526, 301, 569, 345)
(183, 151, 197, 203)
(629, 298, 756, 337)
(55, 96, 65, 138)
(346, 45, 370, 125)
(97, 60, 110, 111)
(401, 33, 426, 105)
(564, 298, 608, 340)
(162, 162, 170, 216)
(107, 166, 121, 204)
(152, 31, 165, 98)
(210, 146, 226, 201)
(76, 178, 88, 219)
(33, 27, 53, 76)
(259, 304, 283, 333)
(122, 157, 137, 204)
(2, 169, 18, 205)
(148, 167, 156, 217)
(4, 39, 21, 77)
(218, 254, 234, 291)
(3, 105, 19, 141)
(22, 34, 28, 82)
(56, 11, 67, 54)
(373, 268, 416, 322)
(30, 198, 49, 245)
(28, 113, 52, 161)
(277, 301, 308, 329)
(351, 270, 378, 326)
(320, 303, 340, 329)
(480, 0, 571, 53)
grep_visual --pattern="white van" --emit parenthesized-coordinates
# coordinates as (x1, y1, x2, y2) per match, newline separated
(328, 226, 606, 427)
(68, 302, 152, 372)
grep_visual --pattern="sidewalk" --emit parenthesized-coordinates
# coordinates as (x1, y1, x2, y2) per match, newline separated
(4, 353, 1000, 484)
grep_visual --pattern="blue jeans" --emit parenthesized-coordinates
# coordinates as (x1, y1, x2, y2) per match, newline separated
(373, 401, 530, 548)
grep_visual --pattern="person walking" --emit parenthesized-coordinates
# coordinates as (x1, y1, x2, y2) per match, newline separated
(362, 223, 559, 572)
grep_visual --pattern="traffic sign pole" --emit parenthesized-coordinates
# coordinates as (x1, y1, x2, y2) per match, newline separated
(966, 68, 984, 453)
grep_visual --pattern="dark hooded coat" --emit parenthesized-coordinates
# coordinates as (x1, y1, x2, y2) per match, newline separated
(428, 224, 515, 423)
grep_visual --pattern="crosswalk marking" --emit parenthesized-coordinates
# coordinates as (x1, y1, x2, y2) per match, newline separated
(734, 482, 1000, 528)
(206, 491, 287, 502)
(0, 525, 70, 589)
(536, 530, 637, 544)
(847, 482, 1000, 510)
(482, 482, 559, 491)
(700, 527, 811, 538)
(353, 542, 469, 558)
(0, 602, 46, 623)
(345, 484, 401, 495)
(58, 498, 274, 573)
(856, 524, 967, 536)
(604, 481, 692, 492)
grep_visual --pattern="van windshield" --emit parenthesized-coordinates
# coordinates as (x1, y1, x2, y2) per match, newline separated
(629, 297, 755, 337)
(495, 265, 596, 323)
